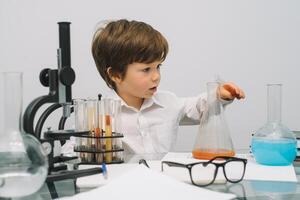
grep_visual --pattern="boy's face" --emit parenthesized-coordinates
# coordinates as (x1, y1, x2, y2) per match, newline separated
(114, 60, 161, 102)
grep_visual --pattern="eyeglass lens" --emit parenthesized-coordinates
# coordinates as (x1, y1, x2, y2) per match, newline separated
(190, 163, 216, 185)
(223, 160, 245, 182)
(191, 160, 245, 186)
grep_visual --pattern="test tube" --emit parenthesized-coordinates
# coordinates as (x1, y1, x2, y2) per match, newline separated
(74, 99, 88, 162)
(103, 98, 113, 163)
(95, 99, 103, 163)
(112, 99, 122, 134)
(86, 98, 98, 162)
(111, 100, 121, 161)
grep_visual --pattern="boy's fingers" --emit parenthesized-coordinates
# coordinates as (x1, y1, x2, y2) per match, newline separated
(220, 87, 234, 100)
(235, 88, 245, 99)
(223, 83, 237, 96)
(239, 90, 246, 99)
(235, 88, 243, 99)
(222, 83, 245, 100)
(235, 88, 241, 97)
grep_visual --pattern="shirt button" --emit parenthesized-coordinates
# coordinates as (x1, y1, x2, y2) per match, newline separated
(140, 130, 146, 137)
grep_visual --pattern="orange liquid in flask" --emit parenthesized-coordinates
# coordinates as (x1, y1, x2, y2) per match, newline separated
(192, 148, 235, 160)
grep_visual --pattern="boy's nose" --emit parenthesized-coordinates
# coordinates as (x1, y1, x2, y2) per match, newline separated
(151, 70, 160, 82)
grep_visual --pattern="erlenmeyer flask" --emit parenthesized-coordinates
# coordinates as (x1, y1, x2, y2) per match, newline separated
(0, 72, 48, 198)
(251, 84, 297, 166)
(192, 82, 235, 160)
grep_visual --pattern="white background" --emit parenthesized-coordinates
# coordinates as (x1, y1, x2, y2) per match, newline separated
(1, 0, 300, 151)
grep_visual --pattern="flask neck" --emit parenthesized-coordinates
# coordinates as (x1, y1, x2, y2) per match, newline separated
(206, 82, 219, 103)
(1, 72, 23, 134)
(267, 84, 281, 123)
(205, 82, 223, 116)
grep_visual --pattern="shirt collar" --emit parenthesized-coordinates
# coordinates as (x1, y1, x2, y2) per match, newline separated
(109, 90, 164, 111)
(141, 96, 164, 110)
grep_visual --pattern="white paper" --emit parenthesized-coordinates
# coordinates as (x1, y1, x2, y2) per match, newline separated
(239, 154, 298, 182)
(76, 161, 162, 188)
(76, 163, 136, 188)
(77, 152, 298, 190)
(59, 165, 236, 200)
(76, 160, 226, 188)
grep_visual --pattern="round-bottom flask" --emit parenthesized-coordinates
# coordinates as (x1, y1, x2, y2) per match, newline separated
(251, 84, 297, 166)
(0, 72, 48, 198)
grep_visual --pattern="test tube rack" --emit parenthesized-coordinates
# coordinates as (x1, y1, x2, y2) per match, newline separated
(73, 131, 124, 164)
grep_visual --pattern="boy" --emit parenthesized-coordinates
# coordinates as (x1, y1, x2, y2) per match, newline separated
(91, 19, 245, 153)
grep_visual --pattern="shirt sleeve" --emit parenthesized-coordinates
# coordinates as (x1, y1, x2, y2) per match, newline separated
(178, 91, 232, 126)
(178, 93, 206, 125)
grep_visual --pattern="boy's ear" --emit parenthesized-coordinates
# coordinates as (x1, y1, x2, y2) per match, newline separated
(107, 67, 121, 83)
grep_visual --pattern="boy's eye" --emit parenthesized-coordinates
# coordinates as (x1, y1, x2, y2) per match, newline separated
(142, 67, 151, 72)
(157, 64, 162, 70)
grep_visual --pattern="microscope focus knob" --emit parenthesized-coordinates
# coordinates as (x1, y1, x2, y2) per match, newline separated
(59, 67, 75, 86)
(39, 68, 50, 87)
(41, 141, 52, 155)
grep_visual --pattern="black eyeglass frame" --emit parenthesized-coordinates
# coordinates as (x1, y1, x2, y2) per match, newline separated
(161, 156, 247, 187)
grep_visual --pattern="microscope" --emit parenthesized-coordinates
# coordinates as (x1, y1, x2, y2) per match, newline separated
(23, 22, 102, 198)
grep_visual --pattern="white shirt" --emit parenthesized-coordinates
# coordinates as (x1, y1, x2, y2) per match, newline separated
(110, 90, 210, 154)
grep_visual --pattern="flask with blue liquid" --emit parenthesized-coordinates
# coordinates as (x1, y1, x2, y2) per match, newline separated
(251, 84, 297, 166)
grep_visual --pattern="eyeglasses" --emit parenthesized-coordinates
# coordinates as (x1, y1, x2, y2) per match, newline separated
(161, 156, 247, 187)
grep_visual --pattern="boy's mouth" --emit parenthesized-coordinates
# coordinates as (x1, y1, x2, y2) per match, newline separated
(149, 86, 157, 92)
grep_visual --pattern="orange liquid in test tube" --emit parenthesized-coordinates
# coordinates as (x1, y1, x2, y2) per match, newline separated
(105, 115, 112, 163)
(94, 114, 102, 163)
(96, 114, 102, 149)
(87, 107, 95, 161)
(192, 149, 235, 160)
(94, 126, 102, 163)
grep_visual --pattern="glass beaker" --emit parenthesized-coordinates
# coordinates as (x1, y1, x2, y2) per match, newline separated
(251, 84, 297, 166)
(192, 82, 235, 160)
(0, 72, 48, 198)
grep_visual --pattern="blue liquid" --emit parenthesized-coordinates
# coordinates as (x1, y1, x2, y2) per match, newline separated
(251, 138, 297, 166)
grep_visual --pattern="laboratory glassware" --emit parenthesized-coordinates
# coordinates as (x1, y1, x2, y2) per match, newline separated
(192, 82, 235, 160)
(73, 98, 124, 164)
(74, 99, 90, 162)
(103, 98, 113, 163)
(0, 72, 48, 198)
(251, 84, 297, 166)
(111, 99, 122, 162)
(86, 98, 98, 162)
(95, 99, 103, 163)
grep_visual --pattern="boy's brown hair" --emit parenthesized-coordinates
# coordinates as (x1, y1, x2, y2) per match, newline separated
(91, 19, 169, 90)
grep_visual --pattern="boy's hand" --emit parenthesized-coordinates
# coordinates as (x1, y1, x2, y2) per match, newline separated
(218, 82, 245, 101)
